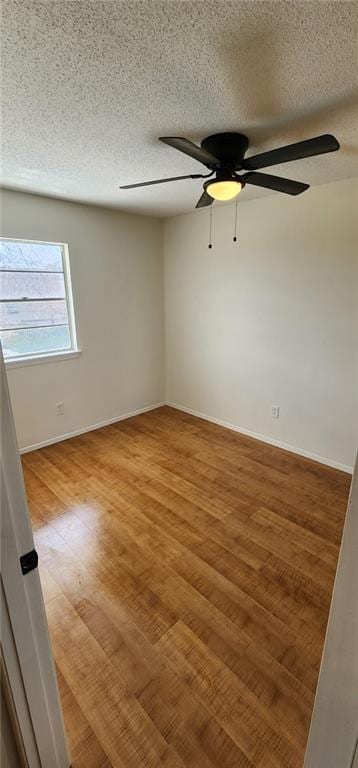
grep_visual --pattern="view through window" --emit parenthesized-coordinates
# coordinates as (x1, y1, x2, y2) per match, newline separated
(0, 239, 77, 360)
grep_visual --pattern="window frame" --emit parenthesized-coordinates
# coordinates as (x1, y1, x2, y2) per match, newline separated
(0, 237, 80, 367)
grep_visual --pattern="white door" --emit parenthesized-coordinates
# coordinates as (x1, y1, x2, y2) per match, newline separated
(304, 453, 358, 768)
(0, 344, 70, 768)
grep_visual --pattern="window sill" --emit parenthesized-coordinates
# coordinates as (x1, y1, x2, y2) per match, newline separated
(5, 349, 82, 369)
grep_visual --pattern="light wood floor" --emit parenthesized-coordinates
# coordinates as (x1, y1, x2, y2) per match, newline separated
(22, 406, 351, 768)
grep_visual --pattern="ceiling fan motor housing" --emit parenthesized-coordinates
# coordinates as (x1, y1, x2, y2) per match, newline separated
(203, 176, 245, 191)
(201, 132, 249, 168)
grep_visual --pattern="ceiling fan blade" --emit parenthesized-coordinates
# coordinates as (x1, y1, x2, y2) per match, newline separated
(243, 134, 340, 170)
(159, 137, 219, 168)
(120, 173, 204, 189)
(195, 190, 213, 208)
(242, 172, 309, 195)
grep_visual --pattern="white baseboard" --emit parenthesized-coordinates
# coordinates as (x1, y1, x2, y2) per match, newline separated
(166, 401, 354, 475)
(19, 398, 354, 475)
(19, 402, 166, 454)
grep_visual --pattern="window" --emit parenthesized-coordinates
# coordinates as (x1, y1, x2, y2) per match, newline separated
(0, 238, 78, 363)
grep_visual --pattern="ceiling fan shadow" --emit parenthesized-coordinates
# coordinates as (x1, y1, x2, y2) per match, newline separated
(212, 22, 358, 156)
(220, 27, 283, 126)
(251, 91, 358, 146)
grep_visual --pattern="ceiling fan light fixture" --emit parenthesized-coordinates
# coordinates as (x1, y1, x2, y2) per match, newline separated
(206, 179, 242, 201)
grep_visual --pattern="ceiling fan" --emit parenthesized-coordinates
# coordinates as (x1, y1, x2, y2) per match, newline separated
(120, 132, 340, 208)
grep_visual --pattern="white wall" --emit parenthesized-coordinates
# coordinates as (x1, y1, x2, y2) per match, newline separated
(1, 189, 164, 450)
(2, 179, 357, 469)
(164, 177, 358, 471)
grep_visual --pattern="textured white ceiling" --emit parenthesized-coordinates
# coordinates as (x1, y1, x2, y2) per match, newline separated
(1, 0, 358, 217)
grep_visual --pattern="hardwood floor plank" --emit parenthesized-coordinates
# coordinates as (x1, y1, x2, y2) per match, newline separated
(218, 510, 336, 585)
(193, 449, 344, 544)
(56, 667, 113, 768)
(155, 620, 302, 767)
(137, 674, 254, 768)
(23, 406, 350, 767)
(167, 543, 321, 690)
(47, 594, 186, 768)
(252, 506, 340, 567)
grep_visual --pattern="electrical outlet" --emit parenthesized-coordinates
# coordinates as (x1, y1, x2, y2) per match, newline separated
(271, 405, 280, 419)
(56, 402, 64, 416)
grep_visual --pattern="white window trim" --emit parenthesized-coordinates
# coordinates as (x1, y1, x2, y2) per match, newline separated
(5, 348, 81, 369)
(0, 237, 80, 365)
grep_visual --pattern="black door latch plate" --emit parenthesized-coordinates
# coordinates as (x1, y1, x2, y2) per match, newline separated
(20, 548, 39, 575)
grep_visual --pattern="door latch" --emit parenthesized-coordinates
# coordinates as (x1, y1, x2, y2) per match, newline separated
(20, 548, 38, 575)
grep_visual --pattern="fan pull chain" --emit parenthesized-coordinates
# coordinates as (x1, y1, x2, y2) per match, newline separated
(208, 206, 213, 249)
(233, 197, 238, 242)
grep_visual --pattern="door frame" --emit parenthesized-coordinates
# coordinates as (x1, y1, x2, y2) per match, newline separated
(304, 453, 358, 767)
(0, 345, 70, 768)
(1, 579, 36, 768)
